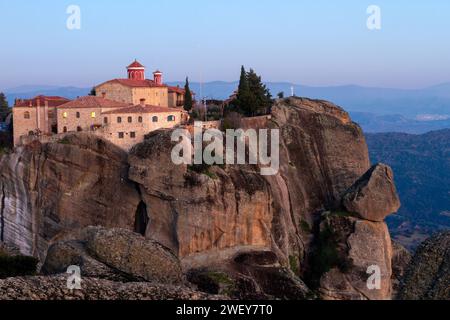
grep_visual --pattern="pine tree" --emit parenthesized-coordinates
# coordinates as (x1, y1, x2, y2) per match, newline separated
(234, 66, 253, 116)
(89, 87, 96, 96)
(0, 92, 9, 122)
(184, 77, 193, 112)
(246, 68, 272, 115)
(232, 67, 272, 116)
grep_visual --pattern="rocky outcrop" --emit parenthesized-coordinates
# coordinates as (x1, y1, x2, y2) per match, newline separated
(398, 231, 450, 300)
(42, 226, 183, 285)
(127, 97, 371, 271)
(0, 133, 141, 260)
(1, 97, 400, 300)
(391, 241, 411, 296)
(0, 275, 221, 300)
(316, 213, 393, 300)
(342, 164, 400, 222)
(187, 250, 312, 300)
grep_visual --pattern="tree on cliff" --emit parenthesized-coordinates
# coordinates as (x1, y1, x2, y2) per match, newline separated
(184, 77, 193, 112)
(231, 66, 272, 116)
(0, 93, 9, 122)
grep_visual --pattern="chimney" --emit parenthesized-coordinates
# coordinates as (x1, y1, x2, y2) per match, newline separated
(153, 70, 162, 85)
(140, 98, 146, 106)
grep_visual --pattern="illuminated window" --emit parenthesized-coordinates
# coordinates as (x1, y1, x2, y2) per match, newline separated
(91, 112, 96, 118)
(63, 112, 68, 118)
(24, 111, 30, 119)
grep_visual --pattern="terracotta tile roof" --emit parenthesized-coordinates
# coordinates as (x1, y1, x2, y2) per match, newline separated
(127, 60, 145, 68)
(168, 86, 185, 94)
(96, 78, 167, 88)
(102, 104, 182, 115)
(14, 95, 70, 107)
(58, 96, 130, 109)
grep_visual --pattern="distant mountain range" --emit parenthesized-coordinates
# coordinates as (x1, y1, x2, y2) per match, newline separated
(4, 82, 450, 133)
(366, 129, 450, 250)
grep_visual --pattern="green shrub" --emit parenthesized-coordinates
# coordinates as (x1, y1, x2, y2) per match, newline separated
(0, 255, 39, 279)
(57, 137, 71, 145)
(289, 255, 300, 275)
(300, 220, 311, 233)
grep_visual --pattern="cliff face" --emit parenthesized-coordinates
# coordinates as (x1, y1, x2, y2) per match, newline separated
(0, 134, 140, 260)
(0, 98, 399, 300)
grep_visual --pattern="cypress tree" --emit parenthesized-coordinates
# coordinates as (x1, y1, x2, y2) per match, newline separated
(184, 77, 193, 112)
(0, 93, 9, 122)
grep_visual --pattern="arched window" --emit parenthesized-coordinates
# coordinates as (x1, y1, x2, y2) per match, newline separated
(167, 115, 175, 122)
(76, 112, 80, 118)
(63, 126, 67, 133)
(138, 116, 143, 123)
(152, 116, 158, 123)
(24, 111, 30, 119)
(77, 126, 82, 132)
(128, 116, 132, 123)
(117, 117, 122, 123)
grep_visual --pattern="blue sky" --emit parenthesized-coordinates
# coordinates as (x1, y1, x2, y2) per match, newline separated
(1, 0, 449, 89)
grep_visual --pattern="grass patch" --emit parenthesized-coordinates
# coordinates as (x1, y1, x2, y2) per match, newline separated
(57, 137, 71, 145)
(0, 255, 39, 279)
(289, 255, 300, 275)
(188, 164, 218, 180)
(300, 220, 312, 233)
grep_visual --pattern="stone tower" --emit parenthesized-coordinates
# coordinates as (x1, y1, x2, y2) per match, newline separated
(127, 60, 145, 80)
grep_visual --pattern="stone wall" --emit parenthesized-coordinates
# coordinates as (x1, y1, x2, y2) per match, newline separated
(101, 110, 183, 151)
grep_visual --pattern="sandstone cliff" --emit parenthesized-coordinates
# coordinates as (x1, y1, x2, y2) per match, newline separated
(0, 134, 140, 260)
(0, 97, 401, 300)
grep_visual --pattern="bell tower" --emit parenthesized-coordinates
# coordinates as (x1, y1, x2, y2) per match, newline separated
(127, 60, 145, 80)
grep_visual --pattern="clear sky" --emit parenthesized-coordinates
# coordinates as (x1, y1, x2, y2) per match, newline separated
(1, 0, 449, 89)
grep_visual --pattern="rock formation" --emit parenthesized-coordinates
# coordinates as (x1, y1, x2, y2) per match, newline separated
(42, 226, 183, 284)
(398, 231, 450, 300)
(0, 133, 141, 260)
(0, 97, 402, 300)
(391, 241, 411, 296)
(342, 164, 401, 222)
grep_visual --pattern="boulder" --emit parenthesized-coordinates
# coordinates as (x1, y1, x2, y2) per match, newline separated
(84, 227, 183, 285)
(42, 226, 183, 285)
(41, 240, 133, 282)
(398, 231, 450, 300)
(342, 164, 400, 222)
